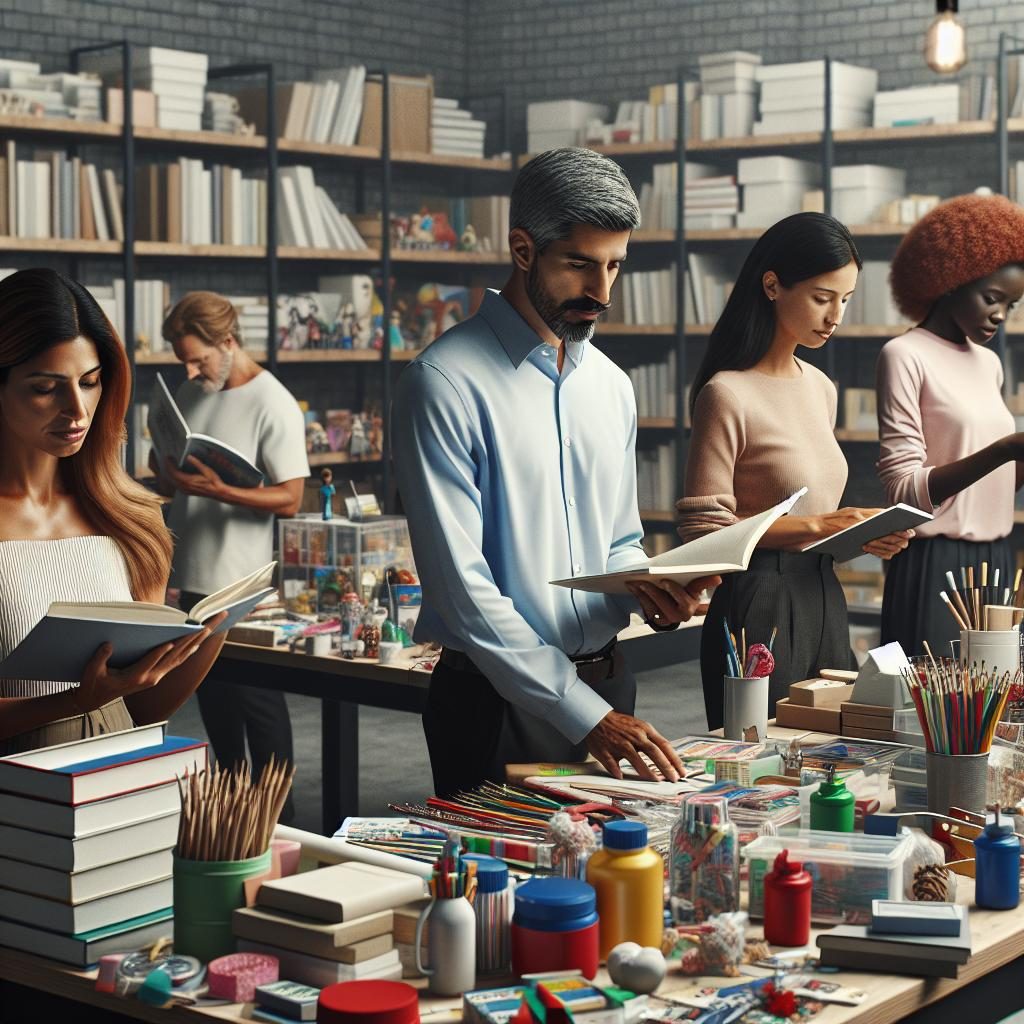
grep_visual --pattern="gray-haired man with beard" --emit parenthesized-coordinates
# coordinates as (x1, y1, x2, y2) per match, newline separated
(394, 148, 719, 796)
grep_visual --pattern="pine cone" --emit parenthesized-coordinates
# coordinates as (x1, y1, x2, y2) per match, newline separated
(912, 863, 952, 901)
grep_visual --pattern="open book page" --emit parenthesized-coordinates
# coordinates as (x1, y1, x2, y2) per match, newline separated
(181, 435, 264, 489)
(551, 488, 807, 595)
(48, 602, 187, 625)
(147, 374, 189, 467)
(188, 562, 277, 624)
(801, 503, 933, 563)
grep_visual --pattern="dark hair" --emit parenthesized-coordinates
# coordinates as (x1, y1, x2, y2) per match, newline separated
(690, 213, 862, 414)
(0, 267, 172, 598)
(510, 147, 641, 252)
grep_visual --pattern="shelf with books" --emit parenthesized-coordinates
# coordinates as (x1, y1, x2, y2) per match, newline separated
(133, 241, 267, 259)
(0, 237, 122, 255)
(277, 245, 379, 262)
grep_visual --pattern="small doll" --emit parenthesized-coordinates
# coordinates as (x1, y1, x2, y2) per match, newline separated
(319, 468, 336, 520)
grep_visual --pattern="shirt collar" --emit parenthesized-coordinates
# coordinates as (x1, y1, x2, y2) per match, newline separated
(478, 288, 587, 370)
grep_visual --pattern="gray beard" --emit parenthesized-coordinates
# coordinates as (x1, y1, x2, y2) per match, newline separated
(198, 348, 233, 393)
(526, 266, 597, 344)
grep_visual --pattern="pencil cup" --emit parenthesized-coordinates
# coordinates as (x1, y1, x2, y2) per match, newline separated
(173, 848, 272, 963)
(723, 675, 769, 741)
(925, 751, 989, 816)
(959, 628, 1020, 677)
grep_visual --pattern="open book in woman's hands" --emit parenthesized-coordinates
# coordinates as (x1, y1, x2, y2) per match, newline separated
(0, 563, 277, 682)
(551, 490, 807, 595)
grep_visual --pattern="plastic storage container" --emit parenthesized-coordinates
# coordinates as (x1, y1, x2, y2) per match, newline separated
(669, 795, 739, 924)
(974, 812, 1021, 910)
(511, 877, 599, 979)
(462, 853, 514, 974)
(586, 820, 665, 958)
(762, 849, 812, 947)
(742, 829, 912, 925)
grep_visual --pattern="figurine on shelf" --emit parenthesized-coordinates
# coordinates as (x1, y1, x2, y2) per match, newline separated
(339, 301, 356, 350)
(305, 419, 330, 454)
(319, 467, 336, 520)
(432, 212, 458, 249)
(459, 224, 478, 252)
(388, 309, 404, 349)
(349, 417, 370, 459)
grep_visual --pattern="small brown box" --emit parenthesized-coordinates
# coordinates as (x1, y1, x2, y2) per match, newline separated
(790, 678, 855, 708)
(106, 87, 157, 128)
(840, 701, 895, 723)
(775, 697, 842, 734)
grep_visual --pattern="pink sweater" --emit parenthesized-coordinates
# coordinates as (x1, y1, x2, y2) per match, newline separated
(875, 327, 1016, 541)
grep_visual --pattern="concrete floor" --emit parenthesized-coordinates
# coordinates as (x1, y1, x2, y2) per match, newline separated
(168, 655, 708, 835)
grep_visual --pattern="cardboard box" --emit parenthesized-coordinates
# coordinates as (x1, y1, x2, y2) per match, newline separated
(789, 678, 855, 708)
(841, 701, 895, 723)
(358, 75, 433, 153)
(775, 697, 842, 734)
(106, 87, 157, 128)
(841, 701, 895, 741)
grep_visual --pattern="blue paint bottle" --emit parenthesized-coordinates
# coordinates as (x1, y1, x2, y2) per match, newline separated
(974, 807, 1021, 911)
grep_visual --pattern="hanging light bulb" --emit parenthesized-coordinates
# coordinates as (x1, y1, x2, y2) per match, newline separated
(925, 0, 967, 73)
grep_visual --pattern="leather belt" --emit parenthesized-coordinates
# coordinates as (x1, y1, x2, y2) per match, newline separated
(439, 637, 617, 674)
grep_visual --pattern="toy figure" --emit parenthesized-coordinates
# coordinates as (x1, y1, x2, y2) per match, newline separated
(432, 212, 458, 249)
(460, 224, 478, 252)
(349, 417, 370, 458)
(388, 309, 404, 349)
(306, 420, 330, 454)
(319, 467, 336, 520)
(339, 301, 356, 349)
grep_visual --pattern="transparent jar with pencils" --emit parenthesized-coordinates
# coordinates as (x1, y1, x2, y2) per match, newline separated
(669, 794, 739, 924)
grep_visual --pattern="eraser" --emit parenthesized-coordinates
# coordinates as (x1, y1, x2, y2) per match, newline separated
(208, 952, 279, 1003)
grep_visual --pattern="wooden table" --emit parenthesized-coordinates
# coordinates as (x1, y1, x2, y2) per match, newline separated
(214, 642, 432, 833)
(2, 877, 1022, 1024)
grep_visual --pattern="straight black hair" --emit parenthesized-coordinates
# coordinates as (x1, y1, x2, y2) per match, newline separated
(690, 212, 862, 414)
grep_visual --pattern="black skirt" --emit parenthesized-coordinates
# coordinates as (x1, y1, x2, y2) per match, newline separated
(700, 550, 856, 730)
(881, 534, 1015, 659)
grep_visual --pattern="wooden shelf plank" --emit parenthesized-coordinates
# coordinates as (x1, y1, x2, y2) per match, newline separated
(307, 451, 383, 467)
(1015, 511, 1024, 525)
(391, 150, 512, 172)
(277, 139, 380, 160)
(599, 324, 677, 336)
(278, 245, 379, 261)
(277, 348, 421, 363)
(631, 229, 677, 244)
(390, 248, 508, 265)
(833, 119, 999, 145)
(0, 236, 122, 254)
(835, 429, 879, 442)
(0, 113, 120, 139)
(135, 241, 266, 258)
(133, 126, 267, 149)
(638, 417, 677, 429)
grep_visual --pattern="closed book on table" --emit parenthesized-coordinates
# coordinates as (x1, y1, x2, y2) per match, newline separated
(817, 922, 971, 975)
(0, 847, 172, 903)
(0, 908, 173, 967)
(0, 874, 172, 934)
(817, 946, 959, 979)
(0, 810, 179, 872)
(870, 900, 965, 937)
(233, 905, 393, 959)
(237, 939, 402, 988)
(257, 862, 424, 923)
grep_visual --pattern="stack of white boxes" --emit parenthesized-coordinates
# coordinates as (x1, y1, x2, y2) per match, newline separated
(698, 50, 760, 140)
(832, 165, 906, 226)
(737, 156, 820, 228)
(754, 60, 878, 134)
(526, 100, 608, 154)
(873, 84, 960, 128)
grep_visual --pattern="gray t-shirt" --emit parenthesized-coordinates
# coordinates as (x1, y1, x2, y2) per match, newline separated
(163, 370, 310, 595)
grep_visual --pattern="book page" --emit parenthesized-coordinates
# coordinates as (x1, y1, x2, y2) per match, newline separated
(48, 601, 187, 625)
(147, 373, 189, 467)
(189, 561, 277, 623)
(183, 435, 264, 489)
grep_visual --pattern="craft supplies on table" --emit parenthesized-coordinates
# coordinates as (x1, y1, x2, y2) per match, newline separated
(511, 877, 600, 979)
(415, 842, 477, 995)
(743, 829, 912, 925)
(668, 795, 739, 924)
(973, 806, 1022, 910)
(462, 853, 514, 975)
(763, 849, 812, 947)
(809, 764, 855, 832)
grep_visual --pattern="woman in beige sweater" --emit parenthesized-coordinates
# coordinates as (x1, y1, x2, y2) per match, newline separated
(679, 213, 911, 729)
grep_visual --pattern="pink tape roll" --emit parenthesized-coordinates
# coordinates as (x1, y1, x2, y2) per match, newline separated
(207, 952, 278, 1003)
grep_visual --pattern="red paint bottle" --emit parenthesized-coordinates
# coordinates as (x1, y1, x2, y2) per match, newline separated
(763, 848, 812, 947)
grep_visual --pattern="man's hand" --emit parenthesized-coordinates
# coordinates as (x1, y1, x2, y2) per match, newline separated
(584, 710, 685, 782)
(627, 574, 721, 627)
(163, 455, 228, 500)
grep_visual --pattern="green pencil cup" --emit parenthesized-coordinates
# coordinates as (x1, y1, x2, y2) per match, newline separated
(173, 848, 272, 963)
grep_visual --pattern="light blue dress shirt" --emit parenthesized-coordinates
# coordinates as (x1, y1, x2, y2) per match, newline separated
(393, 289, 646, 744)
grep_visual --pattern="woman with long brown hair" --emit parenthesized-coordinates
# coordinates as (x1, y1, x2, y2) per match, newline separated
(0, 268, 226, 753)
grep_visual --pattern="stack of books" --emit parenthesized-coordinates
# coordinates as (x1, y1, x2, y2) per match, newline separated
(636, 441, 677, 513)
(698, 50, 760, 140)
(873, 84, 959, 128)
(737, 155, 820, 228)
(431, 98, 486, 158)
(277, 165, 366, 250)
(817, 900, 971, 978)
(0, 58, 102, 121)
(0, 723, 206, 966)
(605, 266, 678, 327)
(628, 351, 677, 420)
(81, 47, 209, 132)
(89, 278, 170, 354)
(638, 162, 739, 231)
(233, 861, 425, 987)
(685, 252, 734, 325)
(832, 164, 906, 225)
(203, 92, 248, 135)
(754, 60, 877, 134)
(842, 260, 902, 326)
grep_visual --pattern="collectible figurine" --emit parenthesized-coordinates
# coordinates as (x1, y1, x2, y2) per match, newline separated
(349, 417, 370, 458)
(459, 224, 478, 252)
(319, 468, 336, 520)
(389, 309, 404, 349)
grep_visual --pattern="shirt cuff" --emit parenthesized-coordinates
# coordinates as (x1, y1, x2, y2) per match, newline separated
(546, 674, 614, 745)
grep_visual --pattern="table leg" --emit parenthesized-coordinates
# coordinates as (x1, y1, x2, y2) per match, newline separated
(321, 698, 359, 834)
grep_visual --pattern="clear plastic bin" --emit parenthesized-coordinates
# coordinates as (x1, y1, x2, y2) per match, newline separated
(742, 829, 912, 924)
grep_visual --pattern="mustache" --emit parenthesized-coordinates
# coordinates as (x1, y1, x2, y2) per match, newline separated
(559, 298, 611, 314)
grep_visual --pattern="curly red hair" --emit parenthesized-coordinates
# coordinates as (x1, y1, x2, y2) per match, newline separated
(889, 194, 1024, 322)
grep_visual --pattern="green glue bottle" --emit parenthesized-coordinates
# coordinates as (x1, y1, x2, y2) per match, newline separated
(810, 763, 854, 832)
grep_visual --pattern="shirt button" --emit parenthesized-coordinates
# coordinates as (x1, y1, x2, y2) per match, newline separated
(568, 496, 576, 507)
(564, 436, 572, 448)
(573, 564, 582, 574)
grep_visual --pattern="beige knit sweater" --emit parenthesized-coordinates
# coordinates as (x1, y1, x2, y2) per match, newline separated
(678, 361, 849, 542)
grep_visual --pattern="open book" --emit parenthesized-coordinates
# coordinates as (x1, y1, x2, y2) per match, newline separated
(550, 489, 807, 595)
(801, 503, 933, 563)
(149, 373, 264, 489)
(0, 562, 277, 682)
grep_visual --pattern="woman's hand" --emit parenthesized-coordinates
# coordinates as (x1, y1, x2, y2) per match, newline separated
(73, 621, 222, 714)
(815, 507, 882, 537)
(863, 530, 914, 560)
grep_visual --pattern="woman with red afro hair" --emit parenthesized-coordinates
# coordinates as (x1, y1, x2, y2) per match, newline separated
(877, 193, 1024, 656)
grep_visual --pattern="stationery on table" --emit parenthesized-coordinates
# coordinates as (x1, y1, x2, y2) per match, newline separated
(0, 561, 278, 681)
(550, 488, 806, 595)
(801, 503, 932, 563)
(939, 563, 1024, 631)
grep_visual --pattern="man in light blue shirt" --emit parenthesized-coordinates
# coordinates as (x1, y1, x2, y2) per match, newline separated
(394, 148, 718, 795)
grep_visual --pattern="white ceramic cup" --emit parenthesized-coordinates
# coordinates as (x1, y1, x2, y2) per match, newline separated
(723, 675, 769, 741)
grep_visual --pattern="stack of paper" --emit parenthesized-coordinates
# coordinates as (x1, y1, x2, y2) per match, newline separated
(698, 50, 761, 140)
(754, 60, 877, 134)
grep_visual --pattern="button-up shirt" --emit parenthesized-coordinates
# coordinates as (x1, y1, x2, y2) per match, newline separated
(393, 289, 645, 743)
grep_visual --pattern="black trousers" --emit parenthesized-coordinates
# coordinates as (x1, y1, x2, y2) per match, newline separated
(423, 649, 636, 797)
(700, 550, 856, 731)
(181, 590, 295, 824)
(881, 535, 1015, 659)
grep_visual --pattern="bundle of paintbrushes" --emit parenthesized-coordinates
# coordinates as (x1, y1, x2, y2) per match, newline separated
(900, 659, 1017, 755)
(939, 564, 1024, 631)
(176, 756, 296, 861)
